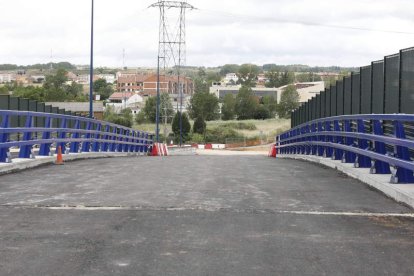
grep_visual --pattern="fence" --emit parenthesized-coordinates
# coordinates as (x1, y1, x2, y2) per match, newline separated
(0, 110, 153, 163)
(291, 46, 414, 127)
(277, 114, 414, 183)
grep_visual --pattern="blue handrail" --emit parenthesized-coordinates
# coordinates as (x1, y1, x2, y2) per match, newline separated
(276, 114, 414, 184)
(0, 110, 153, 163)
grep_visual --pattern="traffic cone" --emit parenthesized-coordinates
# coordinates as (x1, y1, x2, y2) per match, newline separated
(271, 144, 277, 158)
(151, 143, 159, 156)
(55, 146, 64, 165)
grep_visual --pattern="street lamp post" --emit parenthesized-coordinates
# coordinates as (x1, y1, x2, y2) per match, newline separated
(89, 0, 94, 118)
(156, 56, 160, 142)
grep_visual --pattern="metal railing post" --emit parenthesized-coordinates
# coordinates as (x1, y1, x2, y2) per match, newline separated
(70, 119, 81, 153)
(0, 115, 10, 162)
(18, 115, 34, 159)
(391, 121, 414, 183)
(370, 120, 390, 174)
(355, 119, 370, 168)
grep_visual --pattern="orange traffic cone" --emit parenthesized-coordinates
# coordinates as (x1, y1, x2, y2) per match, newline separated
(55, 146, 64, 165)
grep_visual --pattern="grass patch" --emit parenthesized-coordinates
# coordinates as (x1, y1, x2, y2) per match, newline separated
(134, 118, 291, 144)
(219, 122, 257, 130)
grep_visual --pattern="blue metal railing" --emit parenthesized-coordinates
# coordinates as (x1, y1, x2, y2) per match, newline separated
(276, 114, 414, 184)
(0, 110, 153, 163)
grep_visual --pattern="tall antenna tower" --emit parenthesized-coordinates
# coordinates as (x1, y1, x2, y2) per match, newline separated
(149, 0, 195, 145)
(50, 49, 53, 71)
(122, 48, 126, 69)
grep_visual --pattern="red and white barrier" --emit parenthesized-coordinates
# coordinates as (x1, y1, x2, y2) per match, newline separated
(151, 143, 169, 156)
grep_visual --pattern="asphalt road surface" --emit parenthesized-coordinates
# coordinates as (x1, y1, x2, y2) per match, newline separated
(0, 155, 413, 275)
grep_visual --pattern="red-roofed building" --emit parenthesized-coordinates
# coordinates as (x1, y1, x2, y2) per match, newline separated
(108, 92, 135, 103)
(116, 73, 194, 98)
(117, 74, 148, 93)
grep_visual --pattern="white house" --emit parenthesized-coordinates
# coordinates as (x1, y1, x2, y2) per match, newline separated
(0, 74, 15, 83)
(98, 74, 116, 84)
(106, 92, 144, 116)
(224, 73, 238, 84)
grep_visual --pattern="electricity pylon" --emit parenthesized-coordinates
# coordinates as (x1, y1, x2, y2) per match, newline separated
(149, 0, 195, 145)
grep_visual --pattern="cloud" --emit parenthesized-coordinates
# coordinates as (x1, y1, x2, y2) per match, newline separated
(0, 0, 413, 68)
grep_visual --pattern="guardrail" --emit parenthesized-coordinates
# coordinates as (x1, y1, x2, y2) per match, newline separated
(0, 110, 153, 163)
(276, 114, 414, 184)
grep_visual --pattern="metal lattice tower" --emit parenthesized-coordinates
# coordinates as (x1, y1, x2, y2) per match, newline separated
(149, 0, 195, 145)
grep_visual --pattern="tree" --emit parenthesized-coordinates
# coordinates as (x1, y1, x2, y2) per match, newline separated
(193, 78, 209, 94)
(277, 85, 300, 118)
(0, 86, 8, 95)
(221, 93, 236, 120)
(13, 86, 46, 101)
(219, 64, 240, 76)
(143, 93, 174, 123)
(104, 106, 133, 127)
(188, 92, 220, 121)
(296, 72, 322, 82)
(135, 110, 147, 124)
(143, 96, 157, 122)
(261, 95, 278, 117)
(279, 71, 295, 86)
(235, 86, 259, 120)
(236, 64, 260, 87)
(254, 105, 271, 120)
(193, 116, 206, 135)
(172, 112, 191, 143)
(160, 93, 174, 123)
(265, 69, 280, 88)
(43, 69, 68, 91)
(93, 78, 113, 100)
(65, 82, 85, 100)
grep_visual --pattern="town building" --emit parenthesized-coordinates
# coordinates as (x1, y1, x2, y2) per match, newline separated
(224, 73, 238, 84)
(98, 74, 116, 84)
(115, 73, 194, 113)
(256, 73, 268, 87)
(106, 92, 144, 116)
(116, 74, 147, 93)
(209, 81, 325, 104)
(210, 84, 280, 102)
(0, 74, 15, 83)
(286, 81, 325, 103)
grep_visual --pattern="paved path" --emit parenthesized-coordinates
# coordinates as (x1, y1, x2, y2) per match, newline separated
(0, 156, 413, 275)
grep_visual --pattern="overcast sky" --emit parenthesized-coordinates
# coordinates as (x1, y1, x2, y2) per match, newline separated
(0, 0, 413, 68)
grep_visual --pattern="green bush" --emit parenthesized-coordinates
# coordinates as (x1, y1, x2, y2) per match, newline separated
(135, 110, 147, 124)
(219, 122, 257, 130)
(190, 133, 205, 144)
(172, 112, 191, 143)
(104, 107, 133, 128)
(253, 105, 271, 120)
(193, 116, 206, 134)
(205, 126, 244, 144)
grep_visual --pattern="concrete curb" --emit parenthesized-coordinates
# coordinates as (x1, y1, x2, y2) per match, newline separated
(0, 152, 145, 175)
(168, 147, 197, 156)
(278, 154, 414, 209)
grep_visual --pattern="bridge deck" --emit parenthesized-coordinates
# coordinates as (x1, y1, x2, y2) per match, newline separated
(0, 156, 413, 275)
